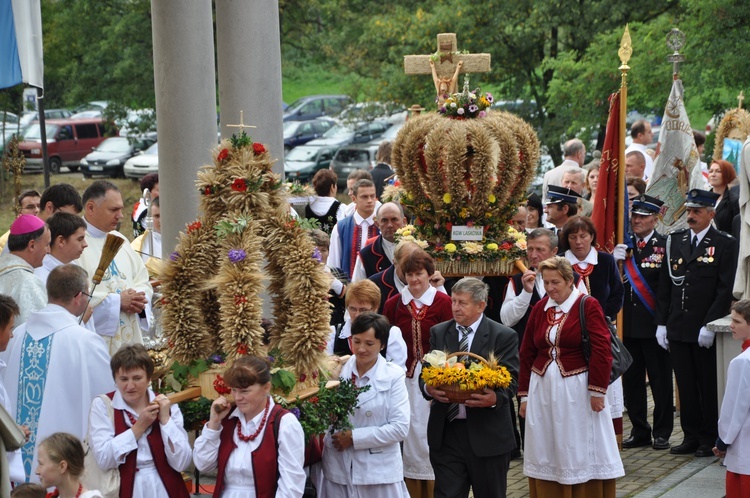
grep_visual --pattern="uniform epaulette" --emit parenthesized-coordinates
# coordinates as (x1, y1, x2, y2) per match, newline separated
(715, 229, 735, 239)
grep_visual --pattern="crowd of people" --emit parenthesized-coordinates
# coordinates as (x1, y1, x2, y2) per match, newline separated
(0, 124, 748, 498)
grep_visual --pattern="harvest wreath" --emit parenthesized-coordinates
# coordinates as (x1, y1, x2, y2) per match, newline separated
(421, 350, 512, 403)
(388, 85, 539, 276)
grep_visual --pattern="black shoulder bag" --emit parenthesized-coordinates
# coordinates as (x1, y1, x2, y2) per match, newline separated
(579, 295, 633, 384)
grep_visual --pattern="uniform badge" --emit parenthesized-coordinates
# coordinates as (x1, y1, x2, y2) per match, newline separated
(707, 247, 715, 263)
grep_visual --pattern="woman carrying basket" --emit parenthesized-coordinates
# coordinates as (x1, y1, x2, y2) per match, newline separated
(519, 257, 624, 497)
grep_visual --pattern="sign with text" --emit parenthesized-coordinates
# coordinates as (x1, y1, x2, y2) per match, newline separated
(451, 225, 484, 241)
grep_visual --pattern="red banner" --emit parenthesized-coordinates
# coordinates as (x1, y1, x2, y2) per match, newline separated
(592, 92, 622, 253)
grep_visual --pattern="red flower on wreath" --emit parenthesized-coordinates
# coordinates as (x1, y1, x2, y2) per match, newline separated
(309, 396, 319, 404)
(415, 218, 425, 226)
(236, 343, 248, 355)
(217, 148, 229, 161)
(500, 242, 513, 251)
(234, 295, 247, 306)
(446, 222, 453, 231)
(299, 373, 307, 383)
(232, 178, 247, 192)
(252, 143, 266, 155)
(213, 375, 231, 395)
(187, 221, 202, 233)
(203, 186, 212, 196)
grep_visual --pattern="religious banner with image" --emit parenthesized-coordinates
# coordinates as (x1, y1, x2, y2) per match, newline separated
(645, 79, 706, 233)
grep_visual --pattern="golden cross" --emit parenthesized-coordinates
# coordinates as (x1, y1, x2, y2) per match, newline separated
(226, 110, 257, 134)
(738, 90, 745, 109)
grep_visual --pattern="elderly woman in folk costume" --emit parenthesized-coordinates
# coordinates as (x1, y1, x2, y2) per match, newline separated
(383, 248, 452, 498)
(559, 215, 626, 437)
(519, 257, 624, 497)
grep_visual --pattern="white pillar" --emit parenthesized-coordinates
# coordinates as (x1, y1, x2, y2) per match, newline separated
(151, 0, 217, 256)
(215, 0, 284, 176)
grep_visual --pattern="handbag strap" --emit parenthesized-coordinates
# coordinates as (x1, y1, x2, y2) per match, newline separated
(579, 295, 591, 362)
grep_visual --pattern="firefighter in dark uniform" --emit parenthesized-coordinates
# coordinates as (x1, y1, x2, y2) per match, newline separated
(655, 189, 738, 457)
(621, 195, 673, 450)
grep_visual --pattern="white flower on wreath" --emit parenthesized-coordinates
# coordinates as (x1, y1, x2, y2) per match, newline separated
(462, 241, 484, 254)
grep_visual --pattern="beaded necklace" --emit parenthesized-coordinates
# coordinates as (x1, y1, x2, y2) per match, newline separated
(49, 484, 83, 498)
(546, 307, 565, 326)
(236, 397, 271, 442)
(572, 263, 594, 295)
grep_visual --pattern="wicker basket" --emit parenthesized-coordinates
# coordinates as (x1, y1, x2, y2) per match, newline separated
(435, 257, 524, 277)
(435, 351, 490, 403)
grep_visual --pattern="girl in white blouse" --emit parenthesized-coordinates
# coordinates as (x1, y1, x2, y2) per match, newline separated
(88, 345, 192, 498)
(36, 433, 103, 498)
(193, 355, 306, 498)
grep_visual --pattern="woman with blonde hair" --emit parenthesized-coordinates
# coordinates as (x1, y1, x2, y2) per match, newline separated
(327, 279, 407, 370)
(519, 256, 624, 497)
(35, 433, 102, 498)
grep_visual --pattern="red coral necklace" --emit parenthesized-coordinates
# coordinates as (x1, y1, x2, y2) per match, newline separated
(546, 307, 565, 326)
(236, 397, 271, 442)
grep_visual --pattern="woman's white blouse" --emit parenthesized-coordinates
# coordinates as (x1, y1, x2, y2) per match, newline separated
(88, 389, 192, 473)
(193, 398, 306, 498)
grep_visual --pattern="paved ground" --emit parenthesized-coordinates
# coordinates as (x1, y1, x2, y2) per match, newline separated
(189, 391, 728, 498)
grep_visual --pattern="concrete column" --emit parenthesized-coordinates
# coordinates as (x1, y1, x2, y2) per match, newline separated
(215, 0, 284, 176)
(151, 0, 217, 256)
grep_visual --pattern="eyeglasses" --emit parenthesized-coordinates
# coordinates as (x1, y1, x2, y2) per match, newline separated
(347, 306, 373, 314)
(78, 291, 93, 299)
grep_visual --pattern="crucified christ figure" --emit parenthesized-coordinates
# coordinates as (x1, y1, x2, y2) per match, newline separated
(431, 59, 463, 105)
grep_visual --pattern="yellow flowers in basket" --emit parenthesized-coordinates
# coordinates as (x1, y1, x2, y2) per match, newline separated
(421, 350, 512, 402)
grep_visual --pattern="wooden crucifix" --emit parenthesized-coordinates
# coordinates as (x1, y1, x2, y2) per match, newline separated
(404, 33, 491, 105)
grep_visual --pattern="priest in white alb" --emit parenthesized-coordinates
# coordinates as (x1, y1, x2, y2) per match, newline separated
(78, 181, 153, 354)
(2, 264, 114, 482)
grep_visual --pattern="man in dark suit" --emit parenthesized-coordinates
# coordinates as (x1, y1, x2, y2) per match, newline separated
(423, 277, 519, 498)
(370, 141, 394, 199)
(622, 195, 673, 450)
(655, 189, 738, 457)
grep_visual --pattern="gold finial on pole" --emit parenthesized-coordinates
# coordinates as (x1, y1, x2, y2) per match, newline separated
(618, 24, 632, 73)
(738, 90, 745, 109)
(666, 28, 686, 80)
(226, 110, 257, 135)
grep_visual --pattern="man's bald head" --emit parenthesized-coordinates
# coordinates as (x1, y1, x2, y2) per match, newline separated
(375, 202, 407, 242)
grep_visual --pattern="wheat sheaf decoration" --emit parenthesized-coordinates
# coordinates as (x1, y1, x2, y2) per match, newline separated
(160, 132, 331, 380)
(388, 110, 539, 276)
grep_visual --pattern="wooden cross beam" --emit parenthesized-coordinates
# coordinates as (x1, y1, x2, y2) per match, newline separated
(404, 33, 491, 105)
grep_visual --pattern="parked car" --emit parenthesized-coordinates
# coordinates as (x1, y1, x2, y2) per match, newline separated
(283, 95, 353, 122)
(18, 118, 117, 173)
(283, 118, 335, 155)
(123, 142, 159, 179)
(80, 136, 155, 179)
(306, 121, 392, 150)
(367, 121, 404, 147)
(337, 101, 406, 125)
(19, 109, 72, 128)
(284, 145, 336, 183)
(329, 144, 379, 188)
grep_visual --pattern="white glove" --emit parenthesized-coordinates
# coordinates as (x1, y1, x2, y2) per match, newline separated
(613, 243, 628, 261)
(329, 277, 344, 296)
(656, 325, 669, 350)
(698, 326, 716, 348)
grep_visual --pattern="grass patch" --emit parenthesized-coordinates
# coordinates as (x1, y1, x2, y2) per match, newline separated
(282, 64, 370, 104)
(0, 174, 142, 239)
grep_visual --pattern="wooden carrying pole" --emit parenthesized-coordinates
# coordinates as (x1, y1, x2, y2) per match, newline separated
(615, 27, 632, 341)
